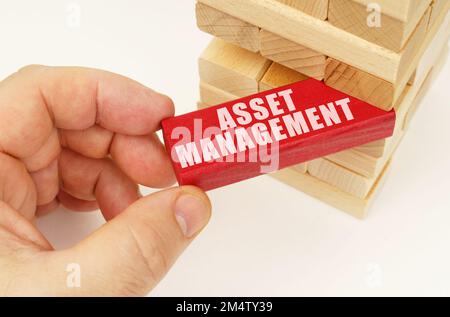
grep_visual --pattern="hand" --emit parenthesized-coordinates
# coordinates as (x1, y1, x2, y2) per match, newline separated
(0, 65, 211, 296)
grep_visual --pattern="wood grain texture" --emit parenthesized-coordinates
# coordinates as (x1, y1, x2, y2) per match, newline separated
(198, 38, 271, 97)
(259, 62, 309, 92)
(412, 8, 450, 88)
(196, 2, 260, 52)
(198, 0, 443, 91)
(308, 158, 378, 198)
(199, 81, 238, 106)
(259, 62, 390, 158)
(405, 45, 448, 130)
(270, 161, 391, 219)
(292, 163, 308, 174)
(198, 0, 399, 82)
(351, 0, 427, 22)
(198, 82, 309, 174)
(325, 7, 431, 110)
(325, 58, 395, 110)
(164, 78, 395, 190)
(429, 0, 449, 29)
(260, 30, 326, 80)
(326, 131, 403, 178)
(352, 139, 387, 158)
(275, 0, 328, 20)
(328, 0, 432, 52)
(325, 33, 445, 177)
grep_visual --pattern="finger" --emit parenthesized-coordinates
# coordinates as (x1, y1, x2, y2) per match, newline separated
(0, 153, 36, 220)
(30, 159, 59, 206)
(57, 190, 98, 212)
(32, 186, 211, 296)
(59, 149, 139, 220)
(111, 134, 176, 188)
(60, 125, 114, 159)
(21, 128, 60, 173)
(0, 201, 52, 250)
(0, 65, 174, 164)
(36, 199, 60, 217)
(60, 126, 176, 188)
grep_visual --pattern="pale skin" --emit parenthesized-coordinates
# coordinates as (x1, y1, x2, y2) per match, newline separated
(0, 65, 211, 296)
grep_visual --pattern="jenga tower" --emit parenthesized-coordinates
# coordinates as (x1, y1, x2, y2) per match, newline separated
(194, 0, 450, 218)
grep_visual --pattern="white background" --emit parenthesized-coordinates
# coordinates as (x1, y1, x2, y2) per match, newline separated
(1, 0, 449, 296)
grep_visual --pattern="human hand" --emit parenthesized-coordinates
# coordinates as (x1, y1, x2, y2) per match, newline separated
(0, 65, 211, 296)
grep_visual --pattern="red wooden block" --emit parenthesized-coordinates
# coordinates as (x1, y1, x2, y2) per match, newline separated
(162, 79, 395, 191)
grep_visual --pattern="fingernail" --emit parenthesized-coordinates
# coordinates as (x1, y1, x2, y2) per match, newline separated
(174, 194, 210, 238)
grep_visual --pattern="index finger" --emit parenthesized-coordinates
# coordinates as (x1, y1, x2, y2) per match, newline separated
(0, 65, 174, 158)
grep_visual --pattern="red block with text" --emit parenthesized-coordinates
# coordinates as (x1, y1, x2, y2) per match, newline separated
(162, 79, 395, 191)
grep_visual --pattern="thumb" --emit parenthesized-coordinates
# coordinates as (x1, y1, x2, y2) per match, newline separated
(39, 186, 211, 296)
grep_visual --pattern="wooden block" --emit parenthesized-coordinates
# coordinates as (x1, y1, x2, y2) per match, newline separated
(413, 9, 450, 88)
(270, 161, 391, 219)
(326, 61, 438, 178)
(259, 62, 393, 159)
(197, 101, 208, 110)
(196, 3, 260, 52)
(308, 158, 378, 198)
(260, 30, 326, 80)
(259, 62, 309, 92)
(326, 130, 403, 178)
(429, 0, 449, 30)
(325, 58, 395, 110)
(325, 7, 431, 110)
(259, 62, 391, 158)
(162, 79, 395, 190)
(405, 45, 449, 129)
(275, 0, 328, 20)
(350, 0, 429, 22)
(198, 38, 271, 97)
(408, 71, 417, 85)
(292, 163, 307, 173)
(201, 74, 309, 174)
(352, 139, 387, 158)
(199, 82, 238, 106)
(328, 0, 432, 52)
(198, 0, 443, 89)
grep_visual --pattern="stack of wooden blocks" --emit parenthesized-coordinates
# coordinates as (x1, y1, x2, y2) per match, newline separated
(195, 0, 449, 218)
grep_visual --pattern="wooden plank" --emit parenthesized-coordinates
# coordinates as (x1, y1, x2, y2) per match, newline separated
(405, 45, 449, 129)
(324, 7, 431, 110)
(413, 9, 450, 88)
(307, 69, 435, 195)
(292, 163, 307, 174)
(429, 0, 449, 29)
(351, 0, 421, 22)
(326, 131, 403, 178)
(275, 0, 328, 20)
(270, 161, 391, 219)
(259, 62, 309, 91)
(196, 3, 260, 52)
(198, 38, 271, 97)
(199, 82, 238, 106)
(328, 0, 432, 52)
(198, 0, 399, 83)
(198, 0, 445, 92)
(259, 62, 391, 158)
(324, 58, 395, 110)
(197, 101, 208, 110)
(163, 78, 395, 190)
(325, 47, 440, 178)
(260, 30, 326, 80)
(308, 158, 378, 198)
